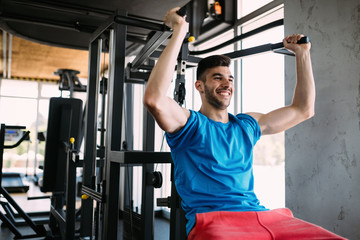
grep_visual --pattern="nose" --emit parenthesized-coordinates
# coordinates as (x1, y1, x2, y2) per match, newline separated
(221, 77, 232, 87)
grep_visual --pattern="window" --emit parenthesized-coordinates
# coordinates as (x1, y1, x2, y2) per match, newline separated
(240, 2, 285, 209)
(0, 79, 59, 177)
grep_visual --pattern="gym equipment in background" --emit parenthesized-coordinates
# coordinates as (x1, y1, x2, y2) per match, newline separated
(0, 124, 47, 239)
(1, 126, 30, 193)
(40, 97, 83, 240)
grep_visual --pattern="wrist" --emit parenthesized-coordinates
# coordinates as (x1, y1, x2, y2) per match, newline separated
(172, 21, 188, 35)
(295, 49, 311, 59)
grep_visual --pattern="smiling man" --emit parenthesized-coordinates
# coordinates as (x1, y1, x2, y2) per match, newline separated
(143, 7, 346, 240)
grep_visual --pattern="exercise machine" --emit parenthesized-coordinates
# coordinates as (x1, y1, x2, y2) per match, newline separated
(1, 126, 30, 193)
(40, 97, 83, 240)
(0, 124, 47, 239)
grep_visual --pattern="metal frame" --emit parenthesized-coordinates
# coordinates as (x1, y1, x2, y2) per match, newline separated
(80, 2, 295, 240)
(81, 8, 184, 239)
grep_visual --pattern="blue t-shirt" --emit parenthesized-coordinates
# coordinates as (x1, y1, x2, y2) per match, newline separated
(166, 110, 268, 235)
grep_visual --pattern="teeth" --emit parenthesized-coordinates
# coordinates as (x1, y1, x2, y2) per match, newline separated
(217, 91, 230, 96)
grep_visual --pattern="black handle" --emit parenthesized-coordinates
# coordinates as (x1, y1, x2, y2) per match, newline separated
(294, 36, 309, 44)
(4, 130, 30, 149)
(176, 6, 187, 17)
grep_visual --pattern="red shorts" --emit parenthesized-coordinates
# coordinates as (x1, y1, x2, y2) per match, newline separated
(188, 208, 347, 240)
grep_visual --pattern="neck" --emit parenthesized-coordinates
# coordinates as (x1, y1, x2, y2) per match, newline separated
(199, 106, 229, 123)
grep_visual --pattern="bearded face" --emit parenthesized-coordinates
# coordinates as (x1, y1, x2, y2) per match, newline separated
(199, 66, 234, 110)
(204, 83, 231, 110)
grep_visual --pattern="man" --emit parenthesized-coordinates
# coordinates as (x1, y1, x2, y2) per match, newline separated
(144, 7, 346, 240)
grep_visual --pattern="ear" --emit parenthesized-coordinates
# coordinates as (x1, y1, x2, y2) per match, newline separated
(195, 80, 204, 93)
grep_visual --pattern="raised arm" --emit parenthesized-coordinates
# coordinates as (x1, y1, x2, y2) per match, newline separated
(247, 34, 315, 135)
(143, 7, 191, 133)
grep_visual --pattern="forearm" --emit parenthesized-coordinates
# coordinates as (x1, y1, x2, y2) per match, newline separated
(292, 50, 315, 118)
(253, 35, 315, 135)
(144, 23, 188, 105)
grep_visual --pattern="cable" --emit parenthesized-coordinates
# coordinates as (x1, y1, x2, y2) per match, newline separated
(189, 19, 284, 56)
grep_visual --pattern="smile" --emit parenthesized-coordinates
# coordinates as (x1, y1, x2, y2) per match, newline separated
(216, 90, 231, 96)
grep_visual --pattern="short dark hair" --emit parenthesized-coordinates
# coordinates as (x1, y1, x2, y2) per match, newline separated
(196, 55, 231, 81)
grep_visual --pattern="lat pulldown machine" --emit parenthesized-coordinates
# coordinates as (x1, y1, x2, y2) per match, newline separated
(78, 3, 309, 240)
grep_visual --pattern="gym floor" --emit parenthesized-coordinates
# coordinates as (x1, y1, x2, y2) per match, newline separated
(0, 179, 170, 239)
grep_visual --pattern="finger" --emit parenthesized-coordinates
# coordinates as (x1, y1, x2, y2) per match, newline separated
(284, 35, 290, 43)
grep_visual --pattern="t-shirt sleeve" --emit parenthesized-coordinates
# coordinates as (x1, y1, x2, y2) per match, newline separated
(236, 113, 261, 145)
(165, 110, 198, 151)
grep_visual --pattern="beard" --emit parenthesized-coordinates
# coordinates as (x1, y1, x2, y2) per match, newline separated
(204, 84, 231, 110)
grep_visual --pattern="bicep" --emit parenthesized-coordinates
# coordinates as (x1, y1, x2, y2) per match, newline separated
(247, 105, 311, 135)
(145, 96, 190, 134)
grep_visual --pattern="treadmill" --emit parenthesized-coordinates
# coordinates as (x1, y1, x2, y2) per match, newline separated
(1, 126, 30, 193)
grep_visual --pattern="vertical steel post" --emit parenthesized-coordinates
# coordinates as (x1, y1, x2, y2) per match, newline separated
(141, 81, 155, 239)
(81, 37, 102, 238)
(124, 83, 134, 210)
(170, 40, 189, 240)
(65, 150, 76, 240)
(102, 11, 127, 239)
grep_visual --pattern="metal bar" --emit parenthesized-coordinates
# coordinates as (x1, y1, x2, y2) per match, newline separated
(50, 206, 66, 227)
(107, 151, 172, 164)
(0, 187, 46, 236)
(102, 161, 121, 239)
(11, 0, 110, 18)
(4, 125, 26, 129)
(0, 211, 22, 238)
(81, 37, 102, 238)
(4, 131, 30, 149)
(125, 78, 146, 85)
(223, 41, 294, 60)
(169, 164, 187, 240)
(235, 0, 284, 27)
(2, 202, 19, 223)
(65, 152, 77, 240)
(150, 51, 201, 65)
(0, 15, 94, 33)
(189, 19, 284, 56)
(108, 23, 126, 152)
(81, 185, 104, 203)
(49, 193, 65, 237)
(141, 103, 156, 239)
(127, 70, 151, 82)
(114, 15, 168, 32)
(91, 10, 167, 43)
(130, 31, 172, 71)
(11, 0, 162, 22)
(123, 79, 134, 227)
(102, 15, 127, 239)
(90, 13, 115, 43)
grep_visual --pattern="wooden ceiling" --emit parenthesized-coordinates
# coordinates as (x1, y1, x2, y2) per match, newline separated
(1, 31, 90, 80)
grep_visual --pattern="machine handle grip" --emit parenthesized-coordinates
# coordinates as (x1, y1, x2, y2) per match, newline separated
(293, 36, 309, 44)
(4, 131, 30, 149)
(176, 6, 187, 17)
